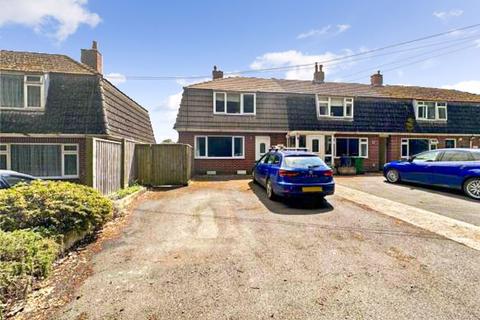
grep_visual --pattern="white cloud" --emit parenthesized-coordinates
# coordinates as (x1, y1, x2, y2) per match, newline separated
(0, 0, 101, 41)
(297, 24, 350, 39)
(433, 9, 463, 20)
(105, 73, 126, 85)
(250, 49, 355, 80)
(475, 39, 480, 48)
(442, 81, 480, 94)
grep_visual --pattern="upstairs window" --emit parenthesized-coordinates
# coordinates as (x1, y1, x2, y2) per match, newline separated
(415, 101, 447, 121)
(317, 96, 353, 118)
(0, 73, 46, 109)
(214, 92, 255, 115)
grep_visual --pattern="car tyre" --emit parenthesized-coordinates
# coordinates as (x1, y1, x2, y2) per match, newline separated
(252, 171, 258, 184)
(463, 178, 480, 200)
(385, 169, 400, 183)
(266, 179, 277, 201)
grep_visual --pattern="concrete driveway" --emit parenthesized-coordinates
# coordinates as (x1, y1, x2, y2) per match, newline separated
(52, 178, 480, 320)
(336, 174, 480, 226)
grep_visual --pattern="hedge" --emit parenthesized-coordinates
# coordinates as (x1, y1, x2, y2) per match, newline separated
(0, 180, 113, 237)
(0, 230, 59, 306)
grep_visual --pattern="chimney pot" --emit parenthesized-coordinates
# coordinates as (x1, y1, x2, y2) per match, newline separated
(313, 63, 324, 83)
(370, 70, 383, 86)
(212, 65, 223, 80)
(81, 40, 103, 74)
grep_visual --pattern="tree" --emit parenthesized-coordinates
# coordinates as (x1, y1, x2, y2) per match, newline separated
(161, 139, 174, 144)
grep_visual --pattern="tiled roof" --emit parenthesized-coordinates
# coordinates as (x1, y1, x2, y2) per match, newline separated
(0, 50, 96, 74)
(188, 77, 480, 103)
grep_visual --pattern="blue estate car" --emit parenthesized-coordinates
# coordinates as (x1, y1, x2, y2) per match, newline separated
(383, 148, 480, 200)
(252, 149, 335, 200)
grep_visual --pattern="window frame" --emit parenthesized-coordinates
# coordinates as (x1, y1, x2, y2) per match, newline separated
(0, 144, 9, 170)
(414, 101, 448, 121)
(0, 72, 46, 110)
(213, 92, 256, 115)
(400, 138, 438, 159)
(316, 96, 354, 119)
(0, 143, 79, 179)
(333, 137, 368, 159)
(194, 136, 245, 159)
(444, 138, 456, 149)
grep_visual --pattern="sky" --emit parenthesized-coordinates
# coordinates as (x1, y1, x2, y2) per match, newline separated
(1, 0, 479, 142)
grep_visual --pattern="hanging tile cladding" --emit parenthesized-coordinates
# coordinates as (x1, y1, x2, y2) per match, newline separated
(286, 96, 480, 134)
(101, 79, 155, 143)
(0, 73, 106, 134)
(174, 88, 290, 131)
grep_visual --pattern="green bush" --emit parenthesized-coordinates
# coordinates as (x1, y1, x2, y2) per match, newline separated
(111, 184, 142, 200)
(0, 181, 113, 237)
(0, 230, 59, 304)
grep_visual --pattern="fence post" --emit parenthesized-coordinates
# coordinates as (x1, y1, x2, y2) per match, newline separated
(121, 138, 126, 189)
(85, 137, 95, 187)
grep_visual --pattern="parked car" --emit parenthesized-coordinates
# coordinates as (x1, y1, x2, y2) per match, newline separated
(0, 170, 37, 189)
(383, 148, 480, 200)
(252, 149, 335, 200)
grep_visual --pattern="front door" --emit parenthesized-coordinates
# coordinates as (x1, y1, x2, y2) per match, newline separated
(306, 135, 325, 157)
(255, 136, 270, 160)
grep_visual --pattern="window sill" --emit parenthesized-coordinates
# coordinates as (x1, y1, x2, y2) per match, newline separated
(213, 113, 256, 116)
(195, 157, 245, 160)
(38, 176, 79, 179)
(415, 119, 447, 123)
(318, 116, 354, 121)
(0, 107, 45, 112)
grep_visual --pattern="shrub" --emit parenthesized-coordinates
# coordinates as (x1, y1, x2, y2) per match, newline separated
(0, 181, 113, 237)
(111, 184, 142, 200)
(0, 230, 59, 304)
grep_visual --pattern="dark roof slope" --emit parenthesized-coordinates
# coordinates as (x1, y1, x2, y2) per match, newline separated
(101, 79, 155, 143)
(188, 77, 480, 103)
(1, 50, 96, 74)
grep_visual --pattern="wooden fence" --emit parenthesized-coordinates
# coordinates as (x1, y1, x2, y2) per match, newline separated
(135, 144, 192, 186)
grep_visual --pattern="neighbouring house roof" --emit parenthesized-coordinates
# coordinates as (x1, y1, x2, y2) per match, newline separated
(0, 50, 155, 143)
(175, 77, 480, 135)
(187, 77, 480, 103)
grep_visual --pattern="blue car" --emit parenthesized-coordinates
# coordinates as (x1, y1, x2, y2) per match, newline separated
(252, 149, 335, 200)
(383, 148, 480, 200)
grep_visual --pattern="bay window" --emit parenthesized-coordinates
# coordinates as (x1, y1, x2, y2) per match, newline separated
(214, 92, 256, 115)
(317, 96, 354, 118)
(195, 136, 244, 158)
(0, 144, 78, 178)
(415, 101, 447, 121)
(0, 73, 46, 109)
(335, 138, 368, 158)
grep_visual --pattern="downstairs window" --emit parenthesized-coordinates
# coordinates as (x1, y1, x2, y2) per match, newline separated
(335, 138, 368, 158)
(195, 136, 244, 158)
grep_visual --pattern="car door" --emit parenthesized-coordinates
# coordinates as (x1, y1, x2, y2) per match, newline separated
(255, 153, 272, 186)
(401, 150, 441, 184)
(429, 150, 473, 188)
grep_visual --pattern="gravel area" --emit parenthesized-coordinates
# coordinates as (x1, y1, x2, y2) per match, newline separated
(53, 179, 480, 320)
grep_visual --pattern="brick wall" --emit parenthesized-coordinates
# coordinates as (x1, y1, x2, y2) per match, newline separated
(0, 136, 87, 184)
(178, 131, 287, 174)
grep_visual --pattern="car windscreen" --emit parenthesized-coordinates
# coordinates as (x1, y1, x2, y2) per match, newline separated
(284, 156, 326, 169)
(3, 175, 34, 187)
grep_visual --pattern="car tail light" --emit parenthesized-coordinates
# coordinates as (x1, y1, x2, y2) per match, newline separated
(323, 170, 334, 177)
(279, 169, 299, 177)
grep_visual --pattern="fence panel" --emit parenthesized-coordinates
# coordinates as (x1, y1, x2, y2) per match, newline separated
(123, 139, 137, 186)
(91, 138, 122, 195)
(135, 144, 192, 186)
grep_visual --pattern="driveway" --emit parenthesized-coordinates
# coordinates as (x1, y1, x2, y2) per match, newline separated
(53, 179, 480, 320)
(336, 174, 480, 226)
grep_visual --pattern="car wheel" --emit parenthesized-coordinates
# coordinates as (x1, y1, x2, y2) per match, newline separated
(252, 171, 258, 184)
(385, 169, 400, 183)
(266, 179, 277, 201)
(463, 178, 480, 200)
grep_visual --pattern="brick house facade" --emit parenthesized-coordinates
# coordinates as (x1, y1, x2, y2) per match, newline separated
(175, 66, 480, 175)
(0, 43, 155, 182)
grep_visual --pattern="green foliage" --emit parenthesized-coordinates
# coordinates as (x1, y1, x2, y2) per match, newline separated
(111, 184, 142, 200)
(0, 230, 59, 304)
(0, 181, 113, 237)
(405, 117, 415, 132)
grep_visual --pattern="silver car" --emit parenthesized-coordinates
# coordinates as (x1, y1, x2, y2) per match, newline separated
(0, 170, 37, 189)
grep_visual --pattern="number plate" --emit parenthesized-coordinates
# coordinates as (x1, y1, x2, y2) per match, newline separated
(302, 186, 323, 192)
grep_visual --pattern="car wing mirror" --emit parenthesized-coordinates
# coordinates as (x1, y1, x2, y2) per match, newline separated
(407, 156, 415, 162)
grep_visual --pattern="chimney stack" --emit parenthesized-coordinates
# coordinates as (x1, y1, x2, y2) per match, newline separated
(370, 70, 383, 86)
(81, 41, 103, 74)
(313, 62, 324, 83)
(212, 65, 224, 80)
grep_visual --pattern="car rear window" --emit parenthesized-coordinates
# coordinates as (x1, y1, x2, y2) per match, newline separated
(284, 156, 325, 168)
(3, 175, 34, 187)
(472, 152, 480, 161)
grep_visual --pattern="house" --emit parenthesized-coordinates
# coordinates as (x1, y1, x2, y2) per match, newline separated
(174, 64, 480, 174)
(0, 42, 155, 184)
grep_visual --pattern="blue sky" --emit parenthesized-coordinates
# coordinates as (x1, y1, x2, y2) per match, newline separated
(1, 0, 479, 141)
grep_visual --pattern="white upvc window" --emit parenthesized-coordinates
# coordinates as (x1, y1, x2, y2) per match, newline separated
(316, 96, 354, 119)
(195, 136, 245, 159)
(415, 101, 447, 121)
(213, 92, 256, 115)
(0, 143, 79, 178)
(334, 137, 368, 158)
(0, 72, 46, 109)
(401, 138, 438, 158)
